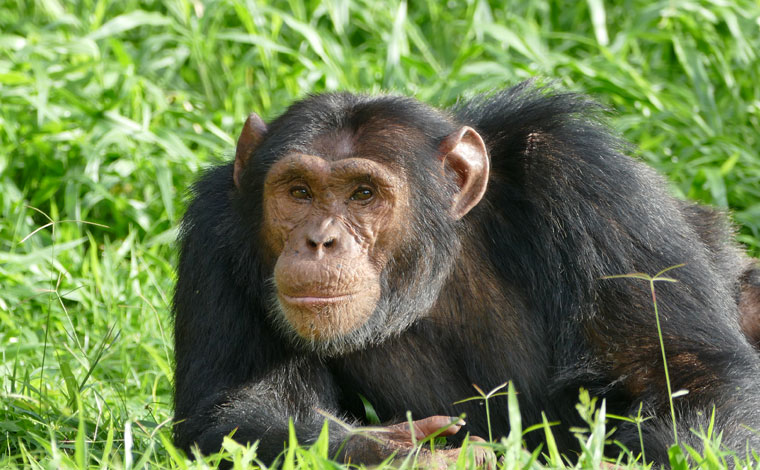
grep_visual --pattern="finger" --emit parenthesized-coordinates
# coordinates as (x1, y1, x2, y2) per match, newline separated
(417, 448, 460, 470)
(414, 415, 465, 438)
(474, 446, 497, 470)
(420, 441, 496, 470)
(465, 438, 496, 470)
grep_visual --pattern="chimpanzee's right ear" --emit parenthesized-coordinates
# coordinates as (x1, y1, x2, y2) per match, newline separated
(234, 113, 268, 188)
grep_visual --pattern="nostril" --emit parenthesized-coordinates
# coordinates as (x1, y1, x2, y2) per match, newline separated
(307, 239, 318, 249)
(324, 238, 335, 248)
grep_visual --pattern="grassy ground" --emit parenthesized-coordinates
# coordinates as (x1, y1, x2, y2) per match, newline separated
(2, 0, 760, 468)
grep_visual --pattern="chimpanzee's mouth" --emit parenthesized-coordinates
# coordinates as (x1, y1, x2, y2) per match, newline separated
(280, 293, 357, 306)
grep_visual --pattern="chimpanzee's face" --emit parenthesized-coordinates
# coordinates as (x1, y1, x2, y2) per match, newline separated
(261, 152, 409, 342)
(233, 105, 488, 352)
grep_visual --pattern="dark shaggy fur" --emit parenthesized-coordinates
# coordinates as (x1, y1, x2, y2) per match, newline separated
(173, 82, 760, 464)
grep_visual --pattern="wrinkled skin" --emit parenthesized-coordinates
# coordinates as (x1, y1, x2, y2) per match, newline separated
(262, 154, 405, 341)
(342, 416, 494, 468)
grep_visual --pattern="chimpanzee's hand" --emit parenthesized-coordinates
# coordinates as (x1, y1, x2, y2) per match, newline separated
(343, 415, 494, 469)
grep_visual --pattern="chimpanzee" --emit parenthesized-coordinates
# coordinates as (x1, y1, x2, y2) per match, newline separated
(173, 81, 760, 466)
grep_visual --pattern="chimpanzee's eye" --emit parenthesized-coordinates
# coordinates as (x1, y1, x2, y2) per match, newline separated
(350, 187, 374, 202)
(290, 186, 311, 200)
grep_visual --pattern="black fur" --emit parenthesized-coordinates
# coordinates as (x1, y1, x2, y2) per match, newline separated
(173, 82, 760, 464)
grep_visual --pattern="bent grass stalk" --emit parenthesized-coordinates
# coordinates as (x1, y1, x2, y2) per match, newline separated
(454, 382, 509, 443)
(603, 263, 685, 445)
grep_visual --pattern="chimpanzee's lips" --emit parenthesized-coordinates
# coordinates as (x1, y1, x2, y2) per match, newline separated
(280, 293, 356, 306)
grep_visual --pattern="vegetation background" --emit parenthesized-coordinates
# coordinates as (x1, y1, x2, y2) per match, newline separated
(1, 0, 759, 468)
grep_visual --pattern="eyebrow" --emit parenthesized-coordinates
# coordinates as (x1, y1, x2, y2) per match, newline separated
(266, 155, 399, 188)
(329, 166, 398, 190)
(266, 166, 315, 186)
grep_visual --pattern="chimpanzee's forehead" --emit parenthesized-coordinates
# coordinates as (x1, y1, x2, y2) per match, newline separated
(306, 123, 430, 164)
(309, 128, 358, 160)
(285, 93, 451, 133)
(255, 93, 457, 170)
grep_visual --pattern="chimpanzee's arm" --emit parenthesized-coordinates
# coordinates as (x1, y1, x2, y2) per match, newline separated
(174, 299, 470, 465)
(175, 352, 345, 461)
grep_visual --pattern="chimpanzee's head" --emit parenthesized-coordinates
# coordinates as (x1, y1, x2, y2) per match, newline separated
(233, 94, 489, 354)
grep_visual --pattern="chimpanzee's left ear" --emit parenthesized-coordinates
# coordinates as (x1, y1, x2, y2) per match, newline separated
(234, 113, 268, 188)
(439, 126, 490, 219)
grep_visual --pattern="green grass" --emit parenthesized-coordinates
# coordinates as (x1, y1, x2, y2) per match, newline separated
(2, 0, 760, 468)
